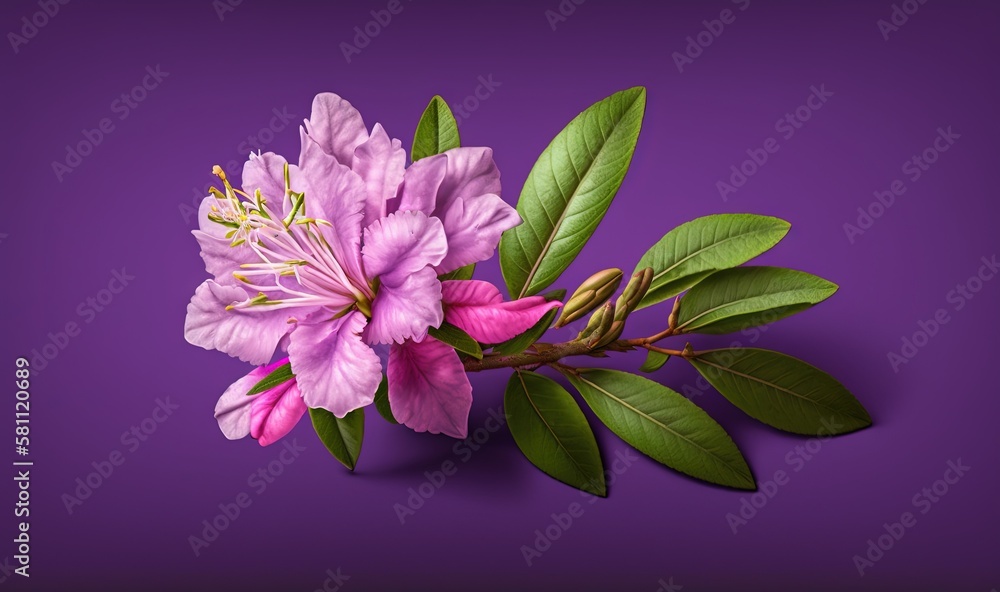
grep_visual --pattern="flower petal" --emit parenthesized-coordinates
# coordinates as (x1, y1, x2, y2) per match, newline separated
(300, 92, 369, 167)
(432, 193, 521, 273)
(396, 153, 447, 215)
(362, 211, 448, 344)
(287, 311, 382, 418)
(213, 363, 276, 440)
(192, 230, 258, 286)
(184, 281, 292, 365)
(197, 194, 232, 239)
(361, 210, 447, 279)
(433, 147, 502, 208)
(352, 123, 406, 228)
(388, 338, 472, 439)
(441, 280, 562, 343)
(367, 266, 443, 345)
(303, 160, 369, 285)
(395, 147, 516, 273)
(298, 127, 340, 185)
(250, 381, 307, 446)
(241, 152, 314, 218)
(241, 152, 285, 208)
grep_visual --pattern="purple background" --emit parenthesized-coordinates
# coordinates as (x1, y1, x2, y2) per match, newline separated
(2, 0, 998, 590)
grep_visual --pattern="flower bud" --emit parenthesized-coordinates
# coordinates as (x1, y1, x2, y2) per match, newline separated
(577, 301, 609, 341)
(593, 319, 625, 349)
(555, 268, 623, 328)
(591, 268, 653, 349)
(616, 267, 654, 319)
(584, 302, 616, 348)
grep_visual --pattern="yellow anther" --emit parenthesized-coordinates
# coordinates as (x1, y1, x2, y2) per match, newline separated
(212, 165, 227, 181)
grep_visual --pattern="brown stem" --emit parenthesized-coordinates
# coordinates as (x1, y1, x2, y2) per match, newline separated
(462, 334, 687, 373)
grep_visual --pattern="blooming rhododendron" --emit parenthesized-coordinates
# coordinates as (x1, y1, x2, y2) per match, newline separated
(185, 93, 554, 441)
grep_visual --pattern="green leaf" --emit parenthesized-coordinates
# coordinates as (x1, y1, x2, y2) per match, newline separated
(247, 362, 293, 396)
(639, 350, 670, 373)
(563, 368, 755, 490)
(500, 87, 647, 298)
(428, 322, 483, 360)
(309, 407, 365, 471)
(505, 371, 606, 496)
(373, 375, 397, 424)
(676, 266, 837, 334)
(687, 348, 872, 436)
(491, 289, 566, 356)
(635, 214, 791, 310)
(439, 263, 475, 281)
(411, 95, 460, 162)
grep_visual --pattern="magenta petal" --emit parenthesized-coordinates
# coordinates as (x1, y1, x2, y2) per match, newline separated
(300, 92, 369, 166)
(184, 281, 292, 365)
(441, 280, 562, 343)
(287, 311, 382, 418)
(433, 193, 521, 273)
(249, 381, 307, 446)
(352, 123, 406, 228)
(388, 338, 472, 439)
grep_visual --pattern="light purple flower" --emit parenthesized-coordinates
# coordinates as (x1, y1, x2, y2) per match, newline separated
(188, 92, 526, 441)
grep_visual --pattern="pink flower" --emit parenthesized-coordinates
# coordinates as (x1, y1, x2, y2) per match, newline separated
(213, 358, 307, 447)
(388, 280, 561, 438)
(187, 93, 555, 442)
